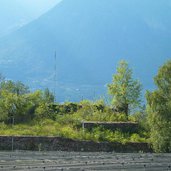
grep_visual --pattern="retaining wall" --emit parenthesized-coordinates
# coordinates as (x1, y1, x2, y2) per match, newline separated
(82, 122, 139, 133)
(0, 136, 152, 152)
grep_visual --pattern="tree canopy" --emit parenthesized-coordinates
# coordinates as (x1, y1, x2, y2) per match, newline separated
(0, 78, 54, 124)
(146, 60, 171, 152)
(108, 60, 142, 116)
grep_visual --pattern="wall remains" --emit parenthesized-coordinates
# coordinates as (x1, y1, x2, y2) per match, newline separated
(82, 122, 139, 133)
(0, 136, 152, 152)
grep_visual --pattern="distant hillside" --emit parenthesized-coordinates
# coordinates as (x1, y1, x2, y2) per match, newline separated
(0, 0, 61, 37)
(0, 0, 171, 101)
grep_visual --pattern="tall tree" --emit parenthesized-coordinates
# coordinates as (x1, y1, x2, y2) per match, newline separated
(108, 60, 142, 116)
(146, 60, 171, 152)
(43, 88, 55, 103)
(0, 74, 4, 83)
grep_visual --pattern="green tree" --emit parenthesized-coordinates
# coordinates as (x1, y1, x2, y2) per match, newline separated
(43, 88, 54, 103)
(34, 89, 55, 120)
(108, 60, 142, 116)
(0, 89, 38, 123)
(0, 79, 56, 123)
(0, 80, 31, 123)
(0, 79, 43, 123)
(0, 80, 29, 95)
(0, 74, 4, 83)
(146, 60, 171, 152)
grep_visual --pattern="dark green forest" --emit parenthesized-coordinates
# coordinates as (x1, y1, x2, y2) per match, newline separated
(0, 60, 171, 153)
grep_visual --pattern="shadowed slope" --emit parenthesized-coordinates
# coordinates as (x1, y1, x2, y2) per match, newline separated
(0, 0, 171, 101)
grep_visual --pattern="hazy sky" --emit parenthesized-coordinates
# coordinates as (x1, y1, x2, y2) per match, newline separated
(0, 0, 62, 37)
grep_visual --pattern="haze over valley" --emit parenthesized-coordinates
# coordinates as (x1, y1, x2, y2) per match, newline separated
(0, 0, 171, 101)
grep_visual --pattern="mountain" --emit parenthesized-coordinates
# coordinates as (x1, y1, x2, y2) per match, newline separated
(0, 0, 171, 102)
(0, 0, 61, 38)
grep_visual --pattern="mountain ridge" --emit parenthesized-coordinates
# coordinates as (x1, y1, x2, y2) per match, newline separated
(0, 0, 171, 101)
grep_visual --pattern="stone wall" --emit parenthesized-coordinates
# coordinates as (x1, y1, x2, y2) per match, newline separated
(0, 136, 152, 152)
(82, 122, 139, 133)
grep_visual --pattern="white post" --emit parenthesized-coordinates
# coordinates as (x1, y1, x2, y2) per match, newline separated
(82, 121, 85, 133)
(11, 136, 14, 151)
(11, 115, 14, 151)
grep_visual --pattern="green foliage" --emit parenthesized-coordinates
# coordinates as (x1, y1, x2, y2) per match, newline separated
(46, 102, 81, 116)
(0, 74, 5, 83)
(0, 78, 55, 123)
(129, 133, 147, 143)
(108, 60, 142, 116)
(0, 80, 29, 95)
(70, 100, 128, 122)
(0, 121, 147, 143)
(43, 88, 54, 103)
(0, 73, 148, 144)
(0, 89, 42, 123)
(146, 60, 171, 152)
(35, 103, 52, 120)
(129, 106, 149, 132)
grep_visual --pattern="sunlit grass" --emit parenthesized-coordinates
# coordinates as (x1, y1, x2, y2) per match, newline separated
(0, 118, 148, 144)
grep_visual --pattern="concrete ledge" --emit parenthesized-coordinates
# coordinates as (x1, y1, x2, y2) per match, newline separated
(0, 136, 152, 152)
